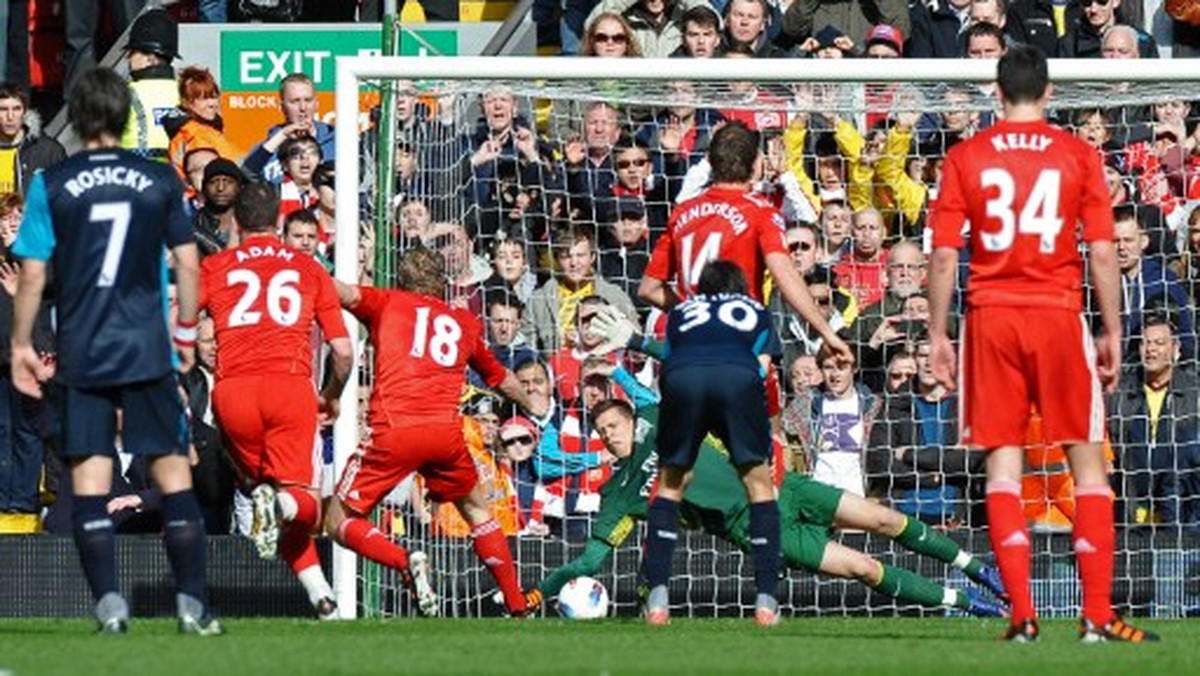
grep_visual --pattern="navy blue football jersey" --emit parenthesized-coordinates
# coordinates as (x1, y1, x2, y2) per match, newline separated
(13, 149, 193, 388)
(662, 293, 779, 374)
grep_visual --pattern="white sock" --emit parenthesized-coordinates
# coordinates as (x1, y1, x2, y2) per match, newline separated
(951, 551, 972, 570)
(297, 565, 334, 606)
(944, 589, 960, 607)
(277, 491, 299, 521)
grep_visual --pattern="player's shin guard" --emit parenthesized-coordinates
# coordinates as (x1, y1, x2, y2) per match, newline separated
(1074, 486, 1116, 628)
(987, 480, 1035, 623)
(749, 500, 781, 600)
(471, 519, 524, 614)
(72, 495, 118, 601)
(338, 517, 409, 569)
(162, 490, 210, 605)
(645, 497, 681, 590)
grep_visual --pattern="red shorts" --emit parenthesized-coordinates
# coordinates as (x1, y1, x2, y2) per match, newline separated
(212, 374, 320, 488)
(960, 307, 1104, 448)
(336, 422, 478, 515)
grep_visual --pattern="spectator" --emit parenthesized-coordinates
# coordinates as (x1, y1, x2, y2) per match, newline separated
(863, 23, 905, 58)
(165, 66, 243, 186)
(282, 210, 331, 271)
(833, 207, 889, 308)
(192, 157, 244, 258)
(817, 198, 852, 264)
(433, 393, 523, 537)
(480, 293, 539, 377)
(428, 220, 493, 314)
(182, 148, 219, 211)
(603, 136, 668, 232)
(908, 0, 974, 58)
(1058, 0, 1159, 58)
(796, 24, 860, 58)
(871, 335, 978, 527)
(496, 414, 548, 536)
(120, 8, 178, 161)
(179, 316, 237, 533)
(484, 237, 539, 304)
(599, 197, 655, 314)
(523, 225, 638, 353)
(580, 11, 644, 56)
(884, 349, 918, 394)
(585, 0, 711, 57)
(778, 0, 909, 53)
(0, 82, 65, 195)
(724, 0, 789, 57)
(636, 82, 724, 200)
(1100, 23, 1147, 59)
(964, 19, 1009, 59)
(673, 4, 724, 57)
(1108, 314, 1200, 531)
(1114, 205, 1195, 361)
(806, 341, 881, 498)
(276, 134, 322, 223)
(549, 295, 616, 403)
(1170, 207, 1200, 304)
(563, 101, 624, 224)
(1167, 0, 1200, 57)
(311, 161, 337, 250)
(243, 73, 335, 183)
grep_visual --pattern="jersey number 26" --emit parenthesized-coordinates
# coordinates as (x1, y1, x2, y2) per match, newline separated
(227, 269, 302, 327)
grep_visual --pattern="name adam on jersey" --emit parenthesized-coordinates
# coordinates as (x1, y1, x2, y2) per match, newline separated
(236, 244, 296, 263)
(65, 166, 155, 197)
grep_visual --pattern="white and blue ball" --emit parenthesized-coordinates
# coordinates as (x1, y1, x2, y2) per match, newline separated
(556, 576, 610, 620)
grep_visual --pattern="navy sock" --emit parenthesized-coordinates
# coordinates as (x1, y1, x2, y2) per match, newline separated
(749, 500, 781, 600)
(72, 495, 118, 602)
(645, 497, 680, 589)
(162, 490, 208, 605)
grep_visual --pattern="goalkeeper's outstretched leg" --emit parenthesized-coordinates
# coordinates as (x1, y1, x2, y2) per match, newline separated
(831, 489, 1008, 603)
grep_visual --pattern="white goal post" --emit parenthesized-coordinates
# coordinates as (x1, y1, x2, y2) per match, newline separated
(331, 56, 1200, 621)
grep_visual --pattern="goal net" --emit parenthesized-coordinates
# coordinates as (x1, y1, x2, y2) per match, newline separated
(331, 57, 1200, 620)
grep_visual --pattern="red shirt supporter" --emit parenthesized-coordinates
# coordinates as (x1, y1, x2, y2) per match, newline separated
(351, 287, 508, 429)
(201, 240, 348, 379)
(932, 119, 1113, 312)
(644, 187, 788, 302)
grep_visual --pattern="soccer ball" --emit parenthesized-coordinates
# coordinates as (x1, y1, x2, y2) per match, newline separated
(556, 576, 609, 620)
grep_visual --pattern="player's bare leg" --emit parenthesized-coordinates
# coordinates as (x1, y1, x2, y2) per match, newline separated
(1066, 443, 1159, 642)
(455, 484, 525, 617)
(815, 543, 1004, 617)
(71, 456, 127, 633)
(150, 454, 223, 636)
(738, 463, 781, 627)
(985, 446, 1038, 641)
(832, 492, 1007, 602)
(644, 466, 693, 626)
(325, 497, 435, 617)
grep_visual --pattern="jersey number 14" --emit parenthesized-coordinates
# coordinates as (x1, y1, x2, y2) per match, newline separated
(980, 168, 1064, 254)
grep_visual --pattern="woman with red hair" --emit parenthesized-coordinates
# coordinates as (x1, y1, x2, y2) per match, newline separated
(165, 66, 243, 185)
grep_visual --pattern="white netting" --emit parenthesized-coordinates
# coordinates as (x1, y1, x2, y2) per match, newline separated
(335, 59, 1200, 620)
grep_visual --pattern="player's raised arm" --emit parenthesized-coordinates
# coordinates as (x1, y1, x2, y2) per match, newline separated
(765, 250, 851, 363)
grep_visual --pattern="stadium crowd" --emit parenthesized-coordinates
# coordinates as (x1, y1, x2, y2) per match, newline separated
(1, 0, 1199, 554)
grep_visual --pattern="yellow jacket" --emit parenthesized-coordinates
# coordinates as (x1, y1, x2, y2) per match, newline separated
(122, 77, 178, 161)
(875, 126, 928, 237)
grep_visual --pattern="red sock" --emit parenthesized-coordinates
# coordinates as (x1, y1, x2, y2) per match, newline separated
(472, 519, 523, 613)
(987, 480, 1035, 623)
(280, 487, 320, 531)
(280, 524, 321, 576)
(1074, 486, 1115, 627)
(338, 517, 409, 571)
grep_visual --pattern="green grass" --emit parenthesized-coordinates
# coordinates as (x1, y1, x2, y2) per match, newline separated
(0, 617, 1196, 676)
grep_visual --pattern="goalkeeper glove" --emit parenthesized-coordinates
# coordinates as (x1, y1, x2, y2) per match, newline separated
(585, 306, 639, 355)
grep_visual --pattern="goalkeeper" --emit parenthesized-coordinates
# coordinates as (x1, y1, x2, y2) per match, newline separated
(529, 310, 1009, 617)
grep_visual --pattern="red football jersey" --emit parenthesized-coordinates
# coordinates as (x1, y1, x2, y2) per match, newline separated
(353, 287, 508, 428)
(931, 119, 1113, 312)
(644, 186, 788, 302)
(201, 239, 348, 380)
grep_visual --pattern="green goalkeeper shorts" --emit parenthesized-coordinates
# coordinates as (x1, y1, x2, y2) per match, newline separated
(778, 473, 844, 573)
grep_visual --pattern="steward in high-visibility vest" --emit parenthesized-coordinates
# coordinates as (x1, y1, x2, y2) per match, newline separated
(119, 9, 179, 161)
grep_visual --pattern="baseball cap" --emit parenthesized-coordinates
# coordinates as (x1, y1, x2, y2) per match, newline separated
(463, 391, 502, 419)
(814, 25, 847, 50)
(203, 157, 246, 186)
(499, 416, 540, 445)
(865, 24, 903, 56)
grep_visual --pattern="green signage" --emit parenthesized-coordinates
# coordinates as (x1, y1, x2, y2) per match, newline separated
(220, 29, 459, 92)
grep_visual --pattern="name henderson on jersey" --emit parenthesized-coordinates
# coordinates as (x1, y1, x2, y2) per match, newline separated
(64, 164, 156, 197)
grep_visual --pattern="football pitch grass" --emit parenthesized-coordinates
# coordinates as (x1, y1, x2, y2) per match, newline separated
(1, 617, 1196, 676)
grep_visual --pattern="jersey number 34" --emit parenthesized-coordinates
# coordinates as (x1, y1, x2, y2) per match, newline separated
(980, 168, 1064, 255)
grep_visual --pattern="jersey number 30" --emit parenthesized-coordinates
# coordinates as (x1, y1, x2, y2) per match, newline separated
(227, 269, 302, 327)
(980, 168, 1064, 254)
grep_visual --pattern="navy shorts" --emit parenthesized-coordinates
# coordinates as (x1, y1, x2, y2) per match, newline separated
(60, 374, 189, 459)
(657, 364, 771, 470)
